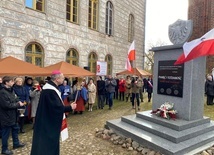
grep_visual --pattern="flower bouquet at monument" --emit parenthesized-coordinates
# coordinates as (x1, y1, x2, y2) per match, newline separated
(151, 102, 177, 120)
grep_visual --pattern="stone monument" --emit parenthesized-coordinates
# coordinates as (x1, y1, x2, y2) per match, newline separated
(106, 19, 214, 155)
(153, 19, 204, 121)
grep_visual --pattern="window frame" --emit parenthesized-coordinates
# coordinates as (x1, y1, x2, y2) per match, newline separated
(25, 42, 44, 67)
(105, 1, 113, 36)
(25, 0, 45, 12)
(66, 48, 79, 66)
(128, 14, 135, 42)
(105, 54, 113, 75)
(88, 52, 98, 73)
(88, 0, 99, 30)
(66, 0, 79, 24)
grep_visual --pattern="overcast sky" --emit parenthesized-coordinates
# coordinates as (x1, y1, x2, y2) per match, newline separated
(145, 0, 188, 49)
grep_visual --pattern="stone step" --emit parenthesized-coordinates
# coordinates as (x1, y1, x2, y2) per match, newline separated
(121, 115, 214, 143)
(136, 111, 211, 131)
(106, 119, 214, 155)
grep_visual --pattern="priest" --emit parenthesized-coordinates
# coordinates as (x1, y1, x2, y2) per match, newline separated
(30, 71, 76, 155)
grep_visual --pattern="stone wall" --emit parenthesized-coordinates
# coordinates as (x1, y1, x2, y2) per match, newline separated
(0, 0, 146, 75)
(188, 0, 214, 73)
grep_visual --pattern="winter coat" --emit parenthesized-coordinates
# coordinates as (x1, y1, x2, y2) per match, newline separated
(119, 80, 126, 92)
(131, 81, 142, 94)
(97, 80, 106, 95)
(0, 86, 20, 127)
(205, 80, 214, 96)
(147, 80, 153, 93)
(88, 83, 96, 104)
(13, 85, 30, 103)
(13, 85, 30, 116)
(29, 88, 41, 117)
(105, 78, 117, 93)
(59, 85, 71, 100)
(125, 79, 132, 94)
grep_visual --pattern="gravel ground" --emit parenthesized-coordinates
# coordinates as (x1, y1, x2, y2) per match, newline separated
(2, 97, 152, 155)
(2, 96, 213, 155)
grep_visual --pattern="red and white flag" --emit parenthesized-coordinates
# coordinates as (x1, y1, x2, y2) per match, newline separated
(175, 28, 214, 65)
(61, 114, 68, 142)
(125, 40, 136, 71)
(128, 40, 136, 61)
(125, 57, 132, 71)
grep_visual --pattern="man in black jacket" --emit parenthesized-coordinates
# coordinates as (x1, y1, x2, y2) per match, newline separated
(0, 76, 25, 155)
(97, 76, 106, 109)
(105, 75, 117, 110)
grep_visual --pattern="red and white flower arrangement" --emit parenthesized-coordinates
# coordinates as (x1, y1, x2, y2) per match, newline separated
(152, 102, 177, 120)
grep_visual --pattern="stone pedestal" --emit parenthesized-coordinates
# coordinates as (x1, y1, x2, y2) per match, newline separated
(106, 44, 214, 155)
(152, 44, 206, 121)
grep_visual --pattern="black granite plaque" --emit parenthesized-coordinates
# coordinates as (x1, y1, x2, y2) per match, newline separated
(157, 60, 184, 97)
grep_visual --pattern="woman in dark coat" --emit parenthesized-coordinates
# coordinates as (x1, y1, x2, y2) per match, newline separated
(205, 75, 214, 105)
(13, 77, 30, 133)
(147, 77, 153, 102)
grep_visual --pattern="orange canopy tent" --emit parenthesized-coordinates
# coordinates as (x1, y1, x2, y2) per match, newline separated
(116, 68, 152, 76)
(0, 56, 52, 76)
(44, 61, 95, 77)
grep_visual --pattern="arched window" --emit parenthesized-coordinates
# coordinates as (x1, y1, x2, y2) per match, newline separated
(105, 54, 112, 75)
(25, 43, 44, 67)
(88, 0, 99, 30)
(66, 0, 79, 24)
(66, 48, 79, 66)
(25, 0, 45, 12)
(128, 14, 134, 42)
(88, 52, 98, 73)
(105, 1, 113, 36)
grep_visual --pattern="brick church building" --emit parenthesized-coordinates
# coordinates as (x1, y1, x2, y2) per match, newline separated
(188, 0, 214, 73)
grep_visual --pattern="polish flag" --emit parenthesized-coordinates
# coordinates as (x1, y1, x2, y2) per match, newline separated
(125, 40, 135, 71)
(175, 28, 214, 65)
(61, 113, 68, 142)
(125, 57, 132, 71)
(128, 40, 136, 61)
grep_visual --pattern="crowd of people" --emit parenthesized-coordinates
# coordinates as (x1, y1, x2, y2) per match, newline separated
(70, 75, 153, 112)
(2, 68, 214, 154)
(0, 73, 153, 155)
(57, 75, 153, 114)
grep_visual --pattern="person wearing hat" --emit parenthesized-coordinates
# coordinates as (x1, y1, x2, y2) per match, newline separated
(30, 71, 77, 155)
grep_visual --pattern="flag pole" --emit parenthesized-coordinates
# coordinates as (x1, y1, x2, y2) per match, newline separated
(133, 40, 137, 114)
(130, 40, 137, 114)
(126, 40, 137, 113)
(133, 60, 137, 114)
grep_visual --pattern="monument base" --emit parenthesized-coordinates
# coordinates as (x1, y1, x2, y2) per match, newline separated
(106, 111, 214, 155)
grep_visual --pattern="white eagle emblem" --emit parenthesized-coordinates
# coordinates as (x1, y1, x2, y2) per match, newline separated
(168, 19, 193, 45)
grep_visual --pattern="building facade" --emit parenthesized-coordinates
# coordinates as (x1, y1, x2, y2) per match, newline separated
(0, 0, 146, 75)
(188, 0, 214, 73)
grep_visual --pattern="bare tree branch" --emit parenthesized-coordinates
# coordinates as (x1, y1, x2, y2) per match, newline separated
(144, 40, 168, 71)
